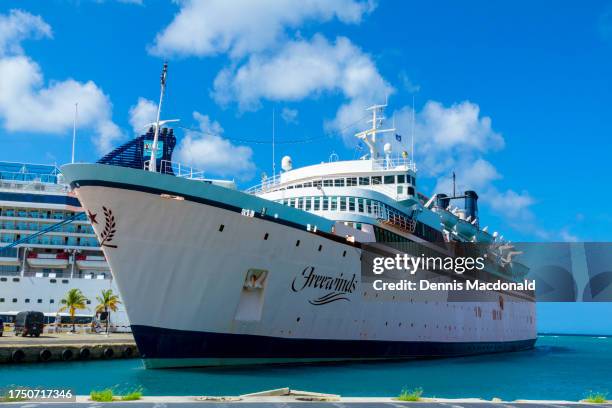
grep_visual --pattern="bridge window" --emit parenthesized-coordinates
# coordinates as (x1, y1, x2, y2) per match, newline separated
(408, 187, 415, 196)
(397, 174, 406, 183)
(397, 186, 403, 194)
(384, 175, 395, 184)
(313, 197, 320, 211)
(346, 177, 357, 186)
(331, 197, 338, 211)
(358, 199, 364, 213)
(322, 197, 329, 211)
(365, 199, 372, 214)
(339, 197, 347, 211)
(348, 198, 355, 212)
(334, 178, 345, 187)
(305, 198, 312, 211)
(358, 177, 370, 185)
(297, 198, 304, 209)
(372, 176, 382, 185)
(323, 179, 333, 187)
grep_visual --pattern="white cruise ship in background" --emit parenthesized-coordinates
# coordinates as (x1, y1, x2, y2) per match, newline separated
(0, 161, 129, 329)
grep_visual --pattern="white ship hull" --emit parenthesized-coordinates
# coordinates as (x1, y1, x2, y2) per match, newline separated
(64, 164, 536, 368)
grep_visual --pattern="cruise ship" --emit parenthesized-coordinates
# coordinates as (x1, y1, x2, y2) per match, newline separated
(0, 162, 128, 329)
(60, 67, 536, 367)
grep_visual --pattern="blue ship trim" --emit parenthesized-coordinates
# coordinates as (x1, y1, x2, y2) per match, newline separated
(131, 325, 536, 365)
(0, 191, 81, 207)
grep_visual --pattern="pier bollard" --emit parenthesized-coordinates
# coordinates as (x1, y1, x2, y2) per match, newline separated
(39, 349, 52, 362)
(61, 349, 74, 361)
(11, 349, 25, 363)
(79, 347, 91, 360)
(103, 347, 114, 359)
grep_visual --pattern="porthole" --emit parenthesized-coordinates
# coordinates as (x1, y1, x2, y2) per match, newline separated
(25, 299, 30, 303)
(264, 233, 269, 240)
(218, 224, 224, 232)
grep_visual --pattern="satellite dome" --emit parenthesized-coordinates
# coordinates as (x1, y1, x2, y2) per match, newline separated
(383, 142, 392, 155)
(281, 155, 293, 171)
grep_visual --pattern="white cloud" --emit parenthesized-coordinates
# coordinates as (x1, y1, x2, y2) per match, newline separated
(174, 112, 255, 180)
(128, 97, 157, 134)
(213, 35, 392, 134)
(150, 0, 375, 58)
(0, 9, 52, 56)
(0, 10, 122, 154)
(281, 107, 299, 124)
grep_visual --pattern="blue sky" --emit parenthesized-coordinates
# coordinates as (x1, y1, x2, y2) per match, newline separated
(0, 0, 611, 242)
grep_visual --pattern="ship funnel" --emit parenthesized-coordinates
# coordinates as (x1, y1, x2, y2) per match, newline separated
(435, 193, 451, 210)
(464, 190, 479, 225)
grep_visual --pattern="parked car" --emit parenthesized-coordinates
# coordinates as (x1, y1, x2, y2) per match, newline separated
(14, 311, 44, 337)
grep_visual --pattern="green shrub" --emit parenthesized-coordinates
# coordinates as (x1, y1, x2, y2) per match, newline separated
(397, 387, 423, 401)
(120, 388, 143, 401)
(90, 388, 114, 402)
(585, 392, 608, 403)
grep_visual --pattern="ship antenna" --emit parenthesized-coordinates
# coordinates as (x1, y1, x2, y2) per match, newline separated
(272, 107, 276, 179)
(149, 62, 168, 172)
(71, 102, 78, 164)
(452, 171, 456, 197)
(411, 94, 415, 165)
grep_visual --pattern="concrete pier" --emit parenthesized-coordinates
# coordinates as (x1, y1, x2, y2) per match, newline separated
(0, 332, 138, 363)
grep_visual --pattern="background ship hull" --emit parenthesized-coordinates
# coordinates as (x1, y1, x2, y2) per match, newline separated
(65, 164, 537, 368)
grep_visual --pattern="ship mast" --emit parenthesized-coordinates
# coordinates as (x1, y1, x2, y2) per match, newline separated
(148, 62, 168, 172)
(354, 103, 395, 159)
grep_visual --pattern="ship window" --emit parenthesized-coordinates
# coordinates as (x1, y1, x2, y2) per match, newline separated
(358, 177, 370, 185)
(366, 199, 372, 213)
(323, 179, 333, 187)
(12, 277, 19, 282)
(296, 240, 300, 247)
(25, 298, 30, 303)
(318, 245, 322, 252)
(295, 184, 303, 189)
(371, 176, 382, 185)
(313, 180, 322, 188)
(86, 300, 91, 305)
(50, 279, 56, 283)
(0, 298, 3, 302)
(339, 197, 347, 211)
(408, 187, 415, 196)
(287, 185, 294, 189)
(37, 299, 42, 303)
(322, 197, 329, 211)
(384, 175, 395, 184)
(297, 198, 304, 209)
(358, 199, 364, 213)
(304, 198, 311, 211)
(331, 197, 338, 211)
(313, 198, 320, 211)
(219, 224, 225, 232)
(50, 299, 54, 304)
(264, 233, 269, 240)
(348, 198, 355, 212)
(333, 178, 344, 187)
(397, 174, 406, 183)
(342, 250, 347, 257)
(346, 177, 357, 186)
(304, 182, 313, 188)
(397, 186, 403, 194)
(0, 277, 6, 282)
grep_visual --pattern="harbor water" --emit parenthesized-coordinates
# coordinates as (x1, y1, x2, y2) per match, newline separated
(1, 335, 610, 400)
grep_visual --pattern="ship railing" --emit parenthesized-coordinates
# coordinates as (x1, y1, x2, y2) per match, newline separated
(0, 179, 70, 194)
(245, 173, 283, 195)
(144, 160, 207, 180)
(371, 156, 417, 171)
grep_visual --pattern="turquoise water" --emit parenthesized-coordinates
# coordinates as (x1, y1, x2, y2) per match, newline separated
(1, 336, 610, 400)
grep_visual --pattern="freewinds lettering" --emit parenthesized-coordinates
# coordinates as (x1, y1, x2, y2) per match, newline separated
(291, 266, 357, 305)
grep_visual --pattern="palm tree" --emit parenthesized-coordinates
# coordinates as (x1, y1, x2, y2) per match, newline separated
(59, 288, 89, 332)
(96, 289, 121, 334)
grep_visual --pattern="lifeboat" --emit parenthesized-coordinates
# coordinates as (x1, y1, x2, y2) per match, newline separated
(76, 255, 109, 270)
(454, 219, 477, 239)
(27, 252, 69, 268)
(433, 208, 458, 230)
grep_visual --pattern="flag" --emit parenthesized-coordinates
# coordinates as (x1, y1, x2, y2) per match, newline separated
(395, 134, 402, 142)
